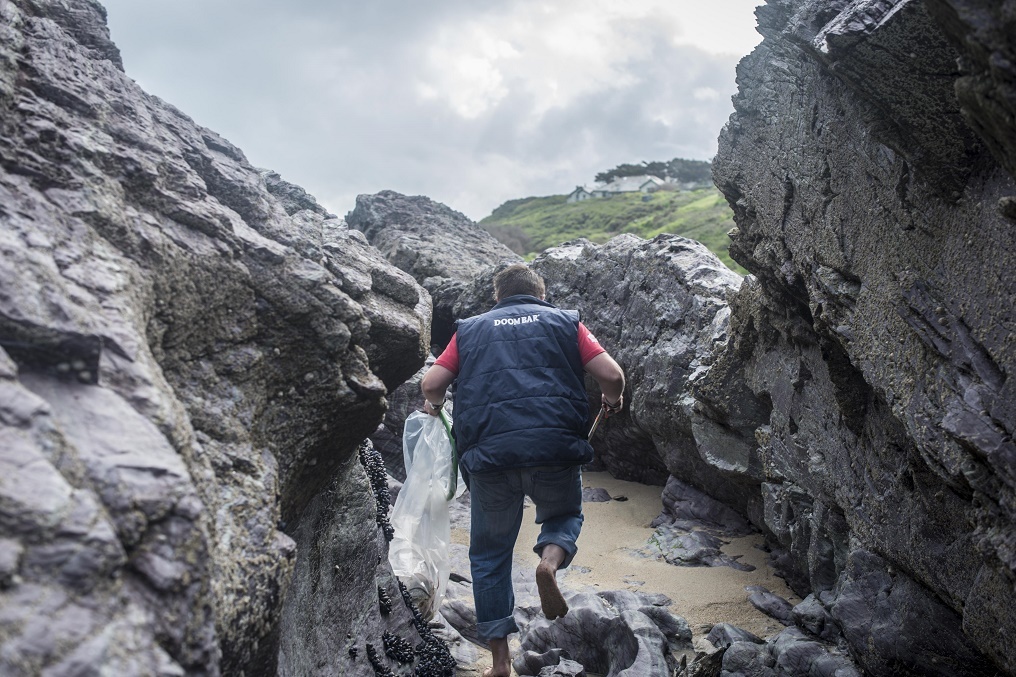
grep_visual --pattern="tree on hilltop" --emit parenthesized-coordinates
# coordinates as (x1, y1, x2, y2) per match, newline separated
(594, 158, 712, 184)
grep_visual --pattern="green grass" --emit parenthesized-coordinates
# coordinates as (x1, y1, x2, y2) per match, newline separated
(480, 188, 745, 274)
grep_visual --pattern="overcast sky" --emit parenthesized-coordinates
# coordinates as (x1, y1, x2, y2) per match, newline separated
(100, 0, 764, 221)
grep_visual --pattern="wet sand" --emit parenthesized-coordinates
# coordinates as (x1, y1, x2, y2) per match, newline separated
(455, 471, 800, 676)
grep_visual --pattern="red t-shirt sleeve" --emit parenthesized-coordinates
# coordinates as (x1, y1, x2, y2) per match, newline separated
(433, 333, 460, 374)
(578, 322, 606, 365)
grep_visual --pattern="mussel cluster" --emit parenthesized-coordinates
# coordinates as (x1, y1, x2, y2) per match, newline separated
(383, 631, 415, 664)
(378, 585, 394, 615)
(357, 439, 395, 541)
(366, 643, 396, 677)
(398, 580, 456, 677)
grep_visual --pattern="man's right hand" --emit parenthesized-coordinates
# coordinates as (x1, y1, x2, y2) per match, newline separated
(424, 400, 443, 417)
(602, 393, 623, 418)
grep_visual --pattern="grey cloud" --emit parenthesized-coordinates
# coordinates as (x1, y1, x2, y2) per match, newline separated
(100, 0, 756, 219)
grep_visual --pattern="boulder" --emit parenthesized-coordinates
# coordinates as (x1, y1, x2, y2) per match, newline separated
(513, 590, 692, 676)
(345, 190, 521, 348)
(532, 235, 745, 496)
(744, 587, 794, 626)
(0, 2, 430, 674)
(705, 624, 764, 650)
(701, 0, 1016, 674)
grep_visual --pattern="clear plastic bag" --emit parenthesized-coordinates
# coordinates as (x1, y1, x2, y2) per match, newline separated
(388, 410, 463, 620)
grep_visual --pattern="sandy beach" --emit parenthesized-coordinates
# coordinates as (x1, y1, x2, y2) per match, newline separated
(455, 471, 799, 676)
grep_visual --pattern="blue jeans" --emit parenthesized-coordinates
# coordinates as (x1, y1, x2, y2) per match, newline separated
(467, 465, 584, 640)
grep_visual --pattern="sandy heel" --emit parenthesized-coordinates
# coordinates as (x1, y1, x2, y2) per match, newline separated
(536, 564, 569, 620)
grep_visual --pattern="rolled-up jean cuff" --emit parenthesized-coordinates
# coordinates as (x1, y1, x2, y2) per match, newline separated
(534, 537, 578, 570)
(477, 615, 520, 641)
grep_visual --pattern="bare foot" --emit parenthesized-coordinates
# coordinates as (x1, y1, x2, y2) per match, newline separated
(536, 561, 568, 620)
(484, 636, 511, 676)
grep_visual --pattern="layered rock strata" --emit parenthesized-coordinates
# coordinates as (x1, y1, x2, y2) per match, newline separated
(0, 1, 429, 674)
(702, 0, 1016, 674)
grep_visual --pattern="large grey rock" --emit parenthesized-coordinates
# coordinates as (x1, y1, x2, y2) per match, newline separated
(686, 625, 860, 677)
(278, 441, 451, 677)
(532, 235, 745, 496)
(514, 590, 692, 677)
(829, 549, 995, 677)
(652, 476, 754, 536)
(345, 190, 521, 348)
(789, 594, 839, 643)
(700, 0, 1016, 674)
(0, 1, 429, 674)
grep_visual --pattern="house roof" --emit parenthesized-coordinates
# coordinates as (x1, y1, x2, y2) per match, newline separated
(602, 175, 663, 193)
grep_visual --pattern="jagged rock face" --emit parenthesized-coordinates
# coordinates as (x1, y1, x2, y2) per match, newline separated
(346, 190, 521, 348)
(0, 2, 429, 675)
(706, 0, 1016, 674)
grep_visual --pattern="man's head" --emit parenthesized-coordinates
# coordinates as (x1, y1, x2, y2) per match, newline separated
(494, 263, 546, 302)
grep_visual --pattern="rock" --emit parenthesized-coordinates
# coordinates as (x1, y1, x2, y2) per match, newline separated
(531, 236, 744, 496)
(678, 646, 724, 677)
(539, 658, 586, 676)
(514, 590, 692, 676)
(716, 628, 860, 677)
(745, 587, 794, 626)
(0, 1, 429, 674)
(515, 648, 571, 677)
(925, 0, 1016, 185)
(345, 190, 521, 347)
(582, 487, 611, 503)
(828, 549, 995, 677)
(706, 624, 764, 650)
(260, 169, 334, 217)
(641, 526, 754, 571)
(278, 441, 448, 677)
(769, 628, 859, 677)
(642, 477, 757, 573)
(700, 0, 1016, 673)
(791, 594, 839, 643)
(720, 640, 775, 677)
(651, 476, 754, 536)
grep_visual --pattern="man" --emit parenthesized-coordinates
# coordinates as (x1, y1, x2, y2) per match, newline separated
(421, 263, 625, 677)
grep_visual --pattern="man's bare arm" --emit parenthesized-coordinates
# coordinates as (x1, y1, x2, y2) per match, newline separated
(421, 364, 456, 416)
(584, 352, 625, 408)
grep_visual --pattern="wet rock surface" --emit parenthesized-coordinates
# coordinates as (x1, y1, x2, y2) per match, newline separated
(0, 2, 429, 674)
(701, 0, 1016, 674)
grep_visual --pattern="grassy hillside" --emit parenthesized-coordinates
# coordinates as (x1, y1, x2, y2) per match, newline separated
(479, 187, 745, 274)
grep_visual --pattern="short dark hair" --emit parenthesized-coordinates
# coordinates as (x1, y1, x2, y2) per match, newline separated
(494, 263, 545, 300)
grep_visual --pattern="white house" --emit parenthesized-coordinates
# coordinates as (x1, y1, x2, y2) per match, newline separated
(565, 186, 595, 203)
(567, 175, 674, 202)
